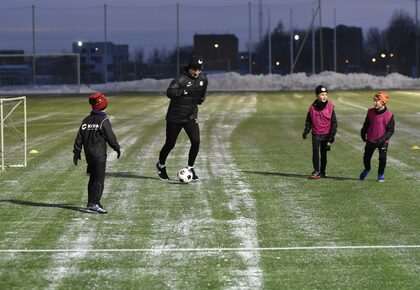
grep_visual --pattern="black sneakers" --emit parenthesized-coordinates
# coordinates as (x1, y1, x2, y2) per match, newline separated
(156, 162, 169, 180)
(189, 167, 199, 181)
(87, 203, 108, 214)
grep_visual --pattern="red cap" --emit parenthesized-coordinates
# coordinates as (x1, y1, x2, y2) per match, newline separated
(89, 93, 107, 110)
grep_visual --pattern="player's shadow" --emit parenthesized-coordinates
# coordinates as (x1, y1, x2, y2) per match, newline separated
(242, 170, 360, 181)
(106, 172, 159, 180)
(0, 199, 92, 213)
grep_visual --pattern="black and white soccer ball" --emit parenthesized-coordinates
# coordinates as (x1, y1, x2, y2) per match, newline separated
(177, 167, 193, 183)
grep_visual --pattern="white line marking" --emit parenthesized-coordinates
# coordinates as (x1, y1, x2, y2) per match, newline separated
(1, 245, 419, 253)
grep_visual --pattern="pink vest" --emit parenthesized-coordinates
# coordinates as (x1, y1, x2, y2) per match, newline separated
(309, 101, 334, 134)
(366, 108, 393, 143)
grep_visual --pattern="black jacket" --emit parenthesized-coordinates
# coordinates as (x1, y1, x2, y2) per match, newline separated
(166, 68, 208, 123)
(73, 110, 120, 163)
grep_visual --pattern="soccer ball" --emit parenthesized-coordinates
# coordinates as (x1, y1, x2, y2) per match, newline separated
(177, 167, 193, 183)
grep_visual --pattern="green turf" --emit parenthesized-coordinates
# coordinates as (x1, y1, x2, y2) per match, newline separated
(0, 91, 419, 289)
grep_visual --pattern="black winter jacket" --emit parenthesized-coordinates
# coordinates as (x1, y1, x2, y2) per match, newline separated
(166, 68, 208, 123)
(73, 110, 120, 163)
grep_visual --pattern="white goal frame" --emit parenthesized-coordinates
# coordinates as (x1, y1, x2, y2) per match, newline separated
(0, 96, 27, 171)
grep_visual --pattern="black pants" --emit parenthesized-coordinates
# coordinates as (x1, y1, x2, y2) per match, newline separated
(87, 161, 106, 205)
(312, 136, 328, 174)
(159, 119, 200, 167)
(363, 142, 388, 175)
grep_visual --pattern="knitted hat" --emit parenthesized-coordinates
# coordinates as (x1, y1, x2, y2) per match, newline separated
(375, 91, 388, 105)
(315, 85, 328, 95)
(89, 93, 107, 110)
(188, 55, 204, 70)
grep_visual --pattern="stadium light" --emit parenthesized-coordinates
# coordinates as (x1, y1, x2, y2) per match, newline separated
(214, 43, 219, 48)
(275, 61, 280, 66)
(380, 53, 386, 58)
(294, 34, 300, 41)
(372, 58, 377, 63)
(77, 41, 83, 47)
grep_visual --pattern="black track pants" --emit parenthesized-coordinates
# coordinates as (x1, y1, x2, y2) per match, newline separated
(87, 161, 106, 204)
(159, 119, 200, 167)
(312, 137, 328, 173)
(363, 142, 388, 175)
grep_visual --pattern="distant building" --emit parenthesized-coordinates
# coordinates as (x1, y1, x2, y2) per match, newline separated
(193, 34, 238, 72)
(72, 42, 129, 83)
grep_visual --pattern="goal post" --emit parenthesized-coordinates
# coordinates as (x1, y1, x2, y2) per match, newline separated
(0, 96, 27, 171)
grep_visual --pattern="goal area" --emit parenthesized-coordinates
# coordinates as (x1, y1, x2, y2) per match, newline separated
(0, 96, 27, 171)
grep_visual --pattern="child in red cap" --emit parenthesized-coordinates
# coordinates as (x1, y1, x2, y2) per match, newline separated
(303, 85, 338, 178)
(73, 93, 121, 213)
(359, 91, 395, 182)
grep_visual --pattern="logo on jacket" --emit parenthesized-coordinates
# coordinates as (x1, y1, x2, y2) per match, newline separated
(199, 81, 204, 86)
(81, 123, 99, 130)
(187, 82, 192, 87)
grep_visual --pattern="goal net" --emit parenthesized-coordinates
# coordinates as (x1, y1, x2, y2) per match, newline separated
(0, 96, 27, 171)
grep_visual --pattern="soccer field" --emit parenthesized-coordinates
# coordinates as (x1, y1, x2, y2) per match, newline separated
(0, 91, 419, 289)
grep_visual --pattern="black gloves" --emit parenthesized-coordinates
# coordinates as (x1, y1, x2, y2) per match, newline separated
(361, 132, 367, 142)
(302, 132, 308, 139)
(73, 153, 81, 166)
(328, 137, 335, 144)
(116, 149, 121, 159)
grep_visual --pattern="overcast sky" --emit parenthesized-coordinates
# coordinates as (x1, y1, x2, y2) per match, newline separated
(0, 0, 416, 55)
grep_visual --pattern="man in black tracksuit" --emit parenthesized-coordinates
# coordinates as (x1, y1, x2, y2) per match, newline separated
(156, 55, 208, 180)
(73, 93, 121, 213)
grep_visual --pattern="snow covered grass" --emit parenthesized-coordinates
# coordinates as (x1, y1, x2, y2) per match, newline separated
(0, 91, 419, 289)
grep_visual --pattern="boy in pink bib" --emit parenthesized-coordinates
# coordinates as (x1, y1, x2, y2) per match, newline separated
(303, 85, 337, 178)
(359, 92, 395, 182)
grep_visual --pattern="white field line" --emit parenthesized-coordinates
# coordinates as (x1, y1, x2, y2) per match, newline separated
(44, 220, 93, 290)
(1, 244, 419, 253)
(208, 94, 262, 288)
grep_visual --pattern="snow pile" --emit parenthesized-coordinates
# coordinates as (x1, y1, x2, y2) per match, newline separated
(1, 71, 420, 95)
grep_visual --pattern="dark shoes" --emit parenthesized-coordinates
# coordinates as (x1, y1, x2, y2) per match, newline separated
(359, 169, 370, 180)
(189, 167, 199, 181)
(156, 163, 169, 180)
(87, 203, 108, 214)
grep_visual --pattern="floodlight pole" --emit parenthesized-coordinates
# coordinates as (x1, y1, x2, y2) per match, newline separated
(290, 9, 294, 74)
(333, 8, 337, 72)
(104, 4, 108, 84)
(176, 3, 180, 75)
(248, 2, 252, 74)
(416, 0, 419, 78)
(268, 9, 272, 74)
(312, 8, 316, 74)
(32, 5, 36, 86)
(319, 0, 324, 72)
